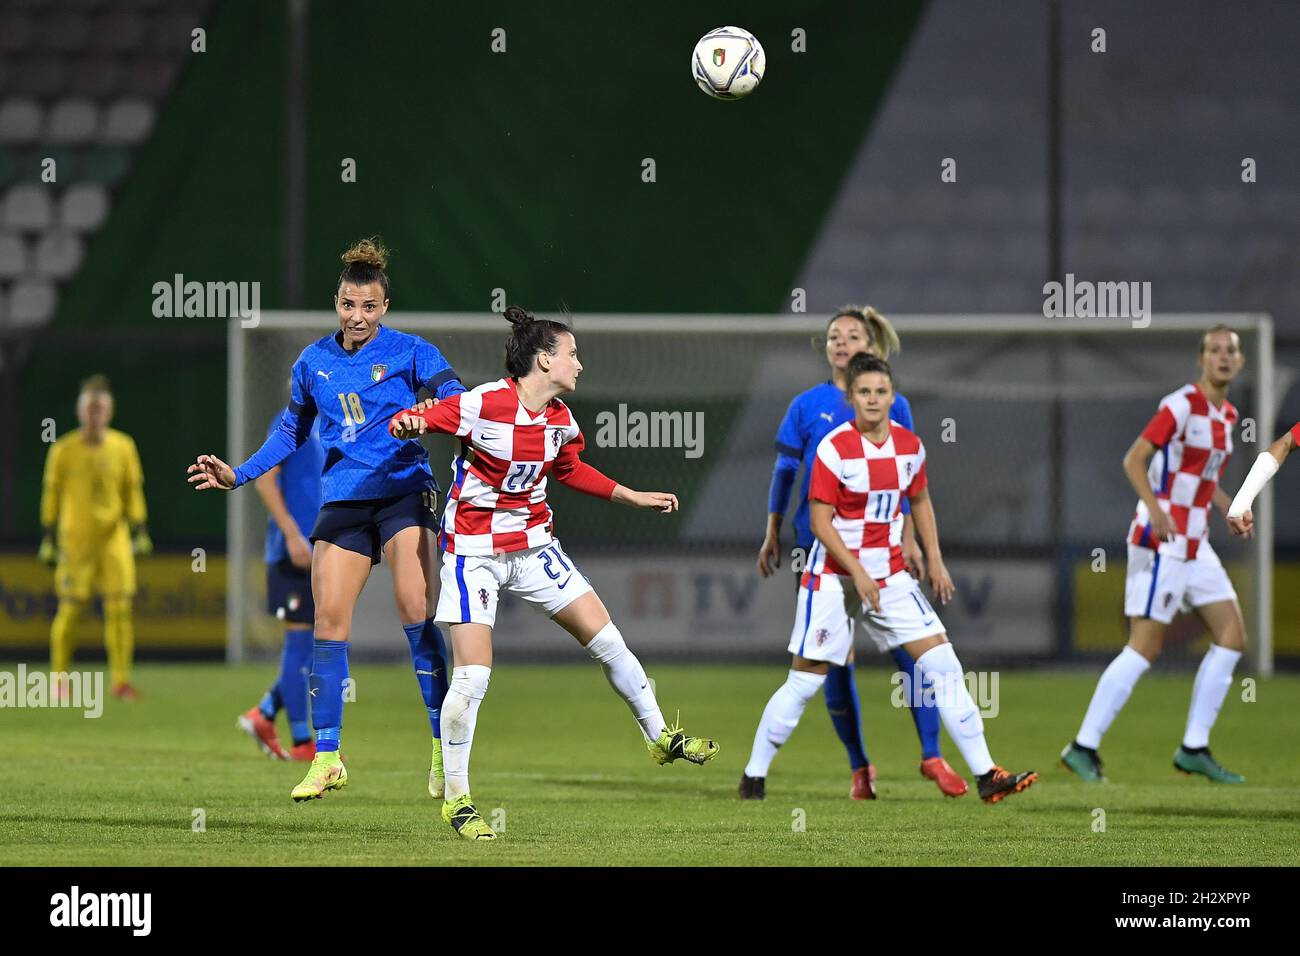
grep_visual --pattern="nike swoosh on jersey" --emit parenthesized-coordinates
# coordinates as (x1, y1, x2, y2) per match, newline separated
(557, 575, 573, 589)
(922, 618, 936, 626)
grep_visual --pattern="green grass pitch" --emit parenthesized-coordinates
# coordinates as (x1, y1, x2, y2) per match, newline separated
(5, 662, 1299, 866)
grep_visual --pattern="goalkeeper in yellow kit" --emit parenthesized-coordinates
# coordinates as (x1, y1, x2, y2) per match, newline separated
(39, 375, 151, 699)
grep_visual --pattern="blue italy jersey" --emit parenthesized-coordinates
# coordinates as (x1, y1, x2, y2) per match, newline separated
(233, 324, 465, 503)
(263, 414, 324, 565)
(774, 381, 913, 550)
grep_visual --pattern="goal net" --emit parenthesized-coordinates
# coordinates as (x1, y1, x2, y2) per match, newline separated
(227, 313, 1277, 672)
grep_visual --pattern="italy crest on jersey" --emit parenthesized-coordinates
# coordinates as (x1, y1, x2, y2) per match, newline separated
(371, 364, 387, 382)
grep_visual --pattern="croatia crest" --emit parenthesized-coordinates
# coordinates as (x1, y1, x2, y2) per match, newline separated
(712, 48, 725, 67)
(371, 364, 387, 382)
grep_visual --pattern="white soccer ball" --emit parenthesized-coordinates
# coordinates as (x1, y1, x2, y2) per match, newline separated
(691, 26, 765, 100)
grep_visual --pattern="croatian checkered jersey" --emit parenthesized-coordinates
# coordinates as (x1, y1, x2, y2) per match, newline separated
(1128, 383, 1236, 560)
(416, 379, 612, 556)
(805, 421, 928, 587)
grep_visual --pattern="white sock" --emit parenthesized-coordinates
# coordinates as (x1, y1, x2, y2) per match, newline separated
(744, 670, 825, 778)
(1075, 646, 1150, 750)
(915, 643, 994, 776)
(585, 621, 666, 741)
(1183, 645, 1241, 749)
(441, 664, 491, 801)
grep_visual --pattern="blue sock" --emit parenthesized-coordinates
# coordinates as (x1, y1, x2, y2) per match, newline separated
(823, 662, 870, 770)
(310, 639, 349, 753)
(403, 618, 450, 738)
(892, 646, 941, 759)
(257, 684, 281, 721)
(281, 628, 314, 745)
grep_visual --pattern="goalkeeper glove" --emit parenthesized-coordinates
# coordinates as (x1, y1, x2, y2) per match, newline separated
(131, 525, 153, 557)
(38, 532, 57, 567)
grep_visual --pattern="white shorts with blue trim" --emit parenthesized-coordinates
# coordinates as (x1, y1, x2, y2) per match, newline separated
(434, 539, 593, 629)
(787, 570, 945, 664)
(1124, 540, 1237, 625)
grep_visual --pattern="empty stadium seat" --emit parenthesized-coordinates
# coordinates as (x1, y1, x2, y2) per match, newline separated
(101, 99, 155, 145)
(0, 233, 28, 279)
(8, 55, 65, 98)
(8, 279, 57, 329)
(0, 99, 44, 145)
(66, 56, 122, 97)
(33, 231, 84, 280)
(0, 15, 36, 55)
(59, 182, 109, 231)
(44, 13, 92, 53)
(2, 184, 54, 231)
(99, 11, 149, 54)
(46, 98, 100, 145)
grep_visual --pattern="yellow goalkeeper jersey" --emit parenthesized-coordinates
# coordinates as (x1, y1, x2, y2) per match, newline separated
(40, 428, 147, 545)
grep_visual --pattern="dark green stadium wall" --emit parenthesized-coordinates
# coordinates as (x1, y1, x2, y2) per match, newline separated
(15, 1, 926, 542)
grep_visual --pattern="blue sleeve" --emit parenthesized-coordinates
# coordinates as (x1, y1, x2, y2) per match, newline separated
(415, 338, 465, 400)
(892, 393, 914, 431)
(767, 453, 801, 515)
(768, 395, 804, 515)
(894, 393, 914, 515)
(233, 361, 317, 487)
(774, 395, 803, 460)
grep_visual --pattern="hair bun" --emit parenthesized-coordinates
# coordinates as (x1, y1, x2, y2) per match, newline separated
(341, 237, 389, 271)
(503, 305, 535, 328)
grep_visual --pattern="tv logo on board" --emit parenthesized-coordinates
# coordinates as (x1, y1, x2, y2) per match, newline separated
(50, 886, 151, 936)
(1042, 273, 1151, 329)
(151, 273, 262, 328)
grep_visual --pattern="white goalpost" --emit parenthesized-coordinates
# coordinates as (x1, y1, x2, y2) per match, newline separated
(227, 312, 1276, 673)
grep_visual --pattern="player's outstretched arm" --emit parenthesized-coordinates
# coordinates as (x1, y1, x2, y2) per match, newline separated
(1227, 427, 1296, 535)
(908, 488, 954, 605)
(610, 485, 678, 513)
(186, 454, 236, 491)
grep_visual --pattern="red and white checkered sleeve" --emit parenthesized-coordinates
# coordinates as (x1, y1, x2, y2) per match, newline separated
(420, 390, 479, 438)
(907, 440, 928, 497)
(1141, 392, 1190, 448)
(809, 435, 842, 504)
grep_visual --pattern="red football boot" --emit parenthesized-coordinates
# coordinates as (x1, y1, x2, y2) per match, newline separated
(921, 756, 969, 797)
(288, 740, 317, 761)
(237, 706, 289, 760)
(850, 763, 878, 800)
(112, 683, 141, 701)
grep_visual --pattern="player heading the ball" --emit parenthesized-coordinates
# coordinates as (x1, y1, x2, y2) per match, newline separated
(188, 238, 465, 805)
(390, 306, 719, 841)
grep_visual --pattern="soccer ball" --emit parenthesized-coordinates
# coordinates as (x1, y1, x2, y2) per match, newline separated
(691, 26, 765, 100)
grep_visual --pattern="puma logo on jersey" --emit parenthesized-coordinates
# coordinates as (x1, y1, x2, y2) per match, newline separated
(316, 370, 332, 380)
(820, 412, 835, 423)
